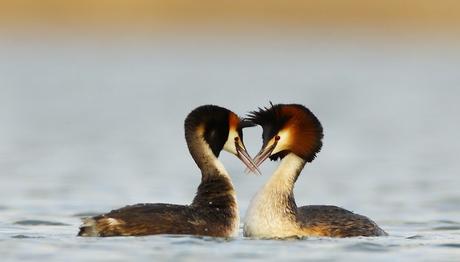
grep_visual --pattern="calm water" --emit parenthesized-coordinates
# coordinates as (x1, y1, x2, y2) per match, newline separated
(1, 32, 459, 261)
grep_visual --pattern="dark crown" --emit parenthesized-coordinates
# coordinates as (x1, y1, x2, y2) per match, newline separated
(247, 103, 323, 162)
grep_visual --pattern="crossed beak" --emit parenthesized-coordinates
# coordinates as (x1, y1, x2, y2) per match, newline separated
(253, 141, 278, 168)
(244, 136, 279, 174)
(254, 135, 281, 167)
(234, 137, 261, 175)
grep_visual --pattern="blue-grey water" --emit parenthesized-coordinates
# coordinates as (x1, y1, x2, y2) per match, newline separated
(1, 31, 459, 261)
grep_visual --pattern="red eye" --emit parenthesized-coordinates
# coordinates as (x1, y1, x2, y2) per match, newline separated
(275, 135, 280, 141)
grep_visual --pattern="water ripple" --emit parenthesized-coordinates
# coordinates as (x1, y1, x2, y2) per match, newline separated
(14, 220, 70, 226)
(11, 234, 44, 239)
(406, 235, 424, 239)
(432, 226, 460, 231)
(73, 212, 101, 217)
(344, 242, 389, 252)
(437, 243, 460, 248)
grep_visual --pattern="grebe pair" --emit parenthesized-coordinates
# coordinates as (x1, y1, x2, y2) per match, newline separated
(78, 104, 386, 238)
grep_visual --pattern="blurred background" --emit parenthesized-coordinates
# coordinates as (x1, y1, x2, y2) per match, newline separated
(0, 1, 459, 261)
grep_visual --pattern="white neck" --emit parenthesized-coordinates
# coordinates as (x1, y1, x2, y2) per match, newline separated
(244, 153, 306, 238)
(265, 153, 306, 192)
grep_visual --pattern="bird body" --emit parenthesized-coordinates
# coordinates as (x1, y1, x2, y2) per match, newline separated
(244, 104, 387, 238)
(78, 105, 257, 237)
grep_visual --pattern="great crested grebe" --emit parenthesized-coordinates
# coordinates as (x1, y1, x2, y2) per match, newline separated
(243, 103, 387, 238)
(78, 105, 259, 237)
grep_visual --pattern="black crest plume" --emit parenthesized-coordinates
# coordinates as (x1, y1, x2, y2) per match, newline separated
(246, 102, 290, 146)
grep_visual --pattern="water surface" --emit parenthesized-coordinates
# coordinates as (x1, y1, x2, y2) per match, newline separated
(1, 32, 459, 261)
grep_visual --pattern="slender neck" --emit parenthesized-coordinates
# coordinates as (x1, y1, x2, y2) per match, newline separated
(260, 153, 306, 213)
(185, 126, 236, 208)
(185, 125, 220, 172)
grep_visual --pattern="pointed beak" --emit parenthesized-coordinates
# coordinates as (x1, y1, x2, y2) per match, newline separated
(244, 138, 278, 174)
(253, 138, 279, 167)
(235, 138, 261, 175)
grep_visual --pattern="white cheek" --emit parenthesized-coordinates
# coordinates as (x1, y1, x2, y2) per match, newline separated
(223, 129, 238, 155)
(272, 130, 291, 154)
